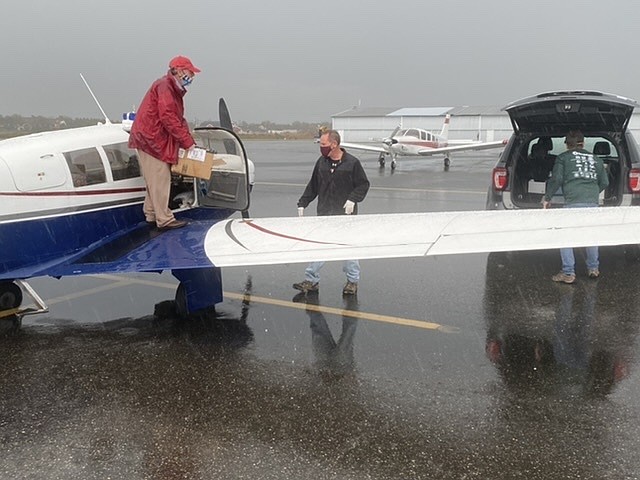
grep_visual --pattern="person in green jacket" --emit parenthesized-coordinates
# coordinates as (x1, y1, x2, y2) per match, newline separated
(542, 130, 609, 284)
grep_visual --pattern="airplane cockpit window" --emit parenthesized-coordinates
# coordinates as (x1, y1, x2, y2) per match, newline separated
(397, 130, 407, 137)
(103, 142, 141, 181)
(420, 131, 426, 140)
(63, 148, 106, 187)
(406, 129, 420, 138)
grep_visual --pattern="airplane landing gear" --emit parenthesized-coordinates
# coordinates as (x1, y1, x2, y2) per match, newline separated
(0, 281, 49, 334)
(378, 153, 386, 168)
(172, 267, 223, 318)
(391, 159, 397, 170)
(444, 157, 451, 169)
(0, 281, 23, 334)
(0, 281, 23, 311)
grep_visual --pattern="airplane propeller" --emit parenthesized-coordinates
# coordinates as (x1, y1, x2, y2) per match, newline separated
(218, 98, 251, 219)
(382, 126, 401, 147)
(218, 98, 237, 156)
(219, 98, 233, 131)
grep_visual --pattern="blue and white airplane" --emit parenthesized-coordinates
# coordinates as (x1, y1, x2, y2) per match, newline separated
(0, 98, 253, 325)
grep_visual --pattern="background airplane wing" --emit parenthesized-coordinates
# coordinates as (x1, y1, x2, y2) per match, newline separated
(205, 207, 640, 267)
(341, 142, 388, 155)
(418, 140, 507, 156)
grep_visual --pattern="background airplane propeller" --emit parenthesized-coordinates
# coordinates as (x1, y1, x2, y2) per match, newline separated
(382, 126, 401, 147)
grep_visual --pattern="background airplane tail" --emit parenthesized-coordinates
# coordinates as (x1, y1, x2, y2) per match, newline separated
(439, 114, 451, 141)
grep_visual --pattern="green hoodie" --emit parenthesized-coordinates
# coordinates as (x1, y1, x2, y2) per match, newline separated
(544, 148, 609, 204)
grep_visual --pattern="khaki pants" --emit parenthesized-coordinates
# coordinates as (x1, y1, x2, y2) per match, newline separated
(137, 150, 176, 227)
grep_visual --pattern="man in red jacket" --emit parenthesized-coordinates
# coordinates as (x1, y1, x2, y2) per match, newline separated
(129, 56, 200, 230)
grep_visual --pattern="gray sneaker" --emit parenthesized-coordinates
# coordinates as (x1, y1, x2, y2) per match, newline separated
(293, 280, 319, 293)
(342, 281, 358, 295)
(551, 272, 576, 284)
(588, 269, 600, 279)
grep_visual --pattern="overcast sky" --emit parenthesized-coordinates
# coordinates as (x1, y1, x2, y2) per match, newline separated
(2, 1, 639, 123)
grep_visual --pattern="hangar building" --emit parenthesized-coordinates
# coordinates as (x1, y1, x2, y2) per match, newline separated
(332, 105, 640, 143)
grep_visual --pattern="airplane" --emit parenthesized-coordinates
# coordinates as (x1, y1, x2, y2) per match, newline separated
(340, 114, 508, 170)
(3, 87, 640, 332)
(0, 87, 253, 327)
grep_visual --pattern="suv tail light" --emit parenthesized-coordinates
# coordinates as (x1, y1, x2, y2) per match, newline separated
(492, 167, 509, 191)
(629, 168, 640, 192)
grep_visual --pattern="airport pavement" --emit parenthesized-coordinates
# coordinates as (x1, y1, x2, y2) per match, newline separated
(2, 142, 640, 479)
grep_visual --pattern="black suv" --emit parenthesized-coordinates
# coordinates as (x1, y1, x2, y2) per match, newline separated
(486, 91, 640, 209)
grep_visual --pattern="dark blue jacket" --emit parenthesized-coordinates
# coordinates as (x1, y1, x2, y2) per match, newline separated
(298, 149, 370, 216)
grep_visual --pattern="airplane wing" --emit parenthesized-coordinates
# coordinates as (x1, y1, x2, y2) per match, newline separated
(418, 140, 507, 156)
(204, 207, 640, 267)
(9, 219, 226, 280)
(340, 142, 388, 155)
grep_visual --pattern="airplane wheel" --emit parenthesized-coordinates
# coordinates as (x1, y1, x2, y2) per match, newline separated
(444, 157, 451, 168)
(391, 160, 396, 170)
(378, 158, 385, 168)
(0, 282, 22, 310)
(0, 282, 23, 336)
(175, 283, 188, 318)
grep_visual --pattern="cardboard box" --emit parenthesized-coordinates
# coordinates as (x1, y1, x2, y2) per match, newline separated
(171, 147, 215, 179)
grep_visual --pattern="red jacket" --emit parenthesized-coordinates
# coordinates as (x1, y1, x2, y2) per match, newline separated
(128, 72, 195, 164)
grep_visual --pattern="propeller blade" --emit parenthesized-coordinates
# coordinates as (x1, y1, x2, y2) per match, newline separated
(218, 98, 237, 155)
(219, 98, 233, 131)
(383, 126, 401, 146)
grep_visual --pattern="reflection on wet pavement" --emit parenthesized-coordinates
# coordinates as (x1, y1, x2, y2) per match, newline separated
(484, 247, 638, 398)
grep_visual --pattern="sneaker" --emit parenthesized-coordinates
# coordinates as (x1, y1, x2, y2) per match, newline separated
(292, 280, 319, 293)
(551, 272, 576, 284)
(342, 281, 358, 295)
(588, 269, 600, 279)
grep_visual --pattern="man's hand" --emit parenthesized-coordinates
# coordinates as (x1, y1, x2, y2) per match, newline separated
(298, 207, 304, 217)
(344, 200, 355, 215)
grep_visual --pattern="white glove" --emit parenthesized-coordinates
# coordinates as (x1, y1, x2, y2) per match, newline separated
(298, 207, 304, 217)
(343, 200, 355, 215)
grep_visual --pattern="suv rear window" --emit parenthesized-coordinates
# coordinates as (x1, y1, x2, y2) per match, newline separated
(510, 135, 622, 207)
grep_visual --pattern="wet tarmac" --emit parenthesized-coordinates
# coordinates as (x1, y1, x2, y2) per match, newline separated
(3, 141, 640, 479)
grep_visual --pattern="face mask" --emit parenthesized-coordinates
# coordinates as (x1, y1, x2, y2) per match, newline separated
(320, 145, 332, 157)
(181, 75, 193, 87)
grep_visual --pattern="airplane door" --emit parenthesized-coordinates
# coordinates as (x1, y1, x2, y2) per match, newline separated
(192, 127, 250, 211)
(9, 152, 68, 191)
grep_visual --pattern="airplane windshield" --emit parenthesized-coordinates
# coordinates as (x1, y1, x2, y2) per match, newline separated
(406, 129, 420, 138)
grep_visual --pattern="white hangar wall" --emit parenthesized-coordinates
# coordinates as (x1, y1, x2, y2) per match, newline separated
(332, 106, 640, 144)
(332, 106, 513, 143)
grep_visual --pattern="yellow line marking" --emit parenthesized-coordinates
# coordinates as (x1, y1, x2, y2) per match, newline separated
(224, 291, 459, 333)
(31, 274, 458, 334)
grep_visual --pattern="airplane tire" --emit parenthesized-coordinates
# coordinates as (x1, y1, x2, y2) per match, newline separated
(391, 161, 396, 170)
(378, 158, 385, 168)
(0, 282, 22, 309)
(175, 283, 188, 318)
(444, 157, 451, 168)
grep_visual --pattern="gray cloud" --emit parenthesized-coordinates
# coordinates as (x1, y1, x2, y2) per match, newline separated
(2, 0, 639, 123)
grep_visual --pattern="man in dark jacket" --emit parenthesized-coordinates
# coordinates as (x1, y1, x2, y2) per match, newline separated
(129, 56, 200, 230)
(543, 130, 609, 283)
(293, 130, 370, 295)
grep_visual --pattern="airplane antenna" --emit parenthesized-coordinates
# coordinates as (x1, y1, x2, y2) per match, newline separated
(79, 73, 111, 124)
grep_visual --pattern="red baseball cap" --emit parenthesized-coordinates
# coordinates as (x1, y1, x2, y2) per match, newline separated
(169, 55, 201, 74)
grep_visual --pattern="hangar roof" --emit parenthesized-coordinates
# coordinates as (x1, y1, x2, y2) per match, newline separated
(332, 105, 504, 117)
(332, 106, 454, 117)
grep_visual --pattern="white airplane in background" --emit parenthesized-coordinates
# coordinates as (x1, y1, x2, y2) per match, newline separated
(341, 114, 507, 170)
